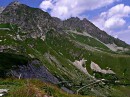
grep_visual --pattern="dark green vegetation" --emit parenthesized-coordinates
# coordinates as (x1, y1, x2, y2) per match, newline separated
(0, 53, 30, 77)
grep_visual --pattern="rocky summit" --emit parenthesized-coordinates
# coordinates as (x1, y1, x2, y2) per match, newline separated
(0, 1, 130, 97)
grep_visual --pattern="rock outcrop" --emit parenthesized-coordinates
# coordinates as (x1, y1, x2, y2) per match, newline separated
(10, 60, 59, 84)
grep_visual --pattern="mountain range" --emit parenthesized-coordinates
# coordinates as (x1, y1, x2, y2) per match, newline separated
(0, 1, 130, 97)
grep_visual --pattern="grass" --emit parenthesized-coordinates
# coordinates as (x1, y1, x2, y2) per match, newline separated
(0, 23, 11, 28)
(0, 79, 89, 97)
(69, 32, 110, 51)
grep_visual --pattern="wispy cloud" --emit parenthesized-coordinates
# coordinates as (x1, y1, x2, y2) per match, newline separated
(93, 4, 130, 31)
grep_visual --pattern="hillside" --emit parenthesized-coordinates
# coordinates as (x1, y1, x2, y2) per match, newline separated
(0, 1, 130, 97)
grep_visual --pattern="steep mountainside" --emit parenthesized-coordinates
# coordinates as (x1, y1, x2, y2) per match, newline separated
(0, 1, 130, 97)
(0, 1, 129, 49)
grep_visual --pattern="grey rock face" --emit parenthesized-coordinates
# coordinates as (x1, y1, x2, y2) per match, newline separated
(0, 7, 5, 14)
(10, 60, 59, 84)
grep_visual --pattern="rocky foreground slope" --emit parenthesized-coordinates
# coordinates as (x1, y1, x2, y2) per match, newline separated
(0, 1, 130, 97)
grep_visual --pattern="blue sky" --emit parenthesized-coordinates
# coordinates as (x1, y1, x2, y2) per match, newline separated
(0, 0, 130, 44)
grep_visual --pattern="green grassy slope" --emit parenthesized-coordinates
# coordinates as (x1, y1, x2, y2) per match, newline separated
(68, 32, 110, 51)
(45, 30, 130, 96)
(0, 23, 130, 96)
(46, 30, 130, 81)
(0, 79, 88, 97)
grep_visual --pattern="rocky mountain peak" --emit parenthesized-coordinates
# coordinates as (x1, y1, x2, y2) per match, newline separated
(68, 17, 80, 21)
(5, 1, 20, 10)
(9, 1, 20, 6)
(0, 1, 55, 38)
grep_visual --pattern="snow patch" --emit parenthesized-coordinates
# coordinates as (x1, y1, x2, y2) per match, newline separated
(106, 43, 129, 52)
(41, 35, 46, 41)
(0, 89, 8, 96)
(90, 62, 115, 75)
(73, 58, 91, 76)
(16, 34, 22, 41)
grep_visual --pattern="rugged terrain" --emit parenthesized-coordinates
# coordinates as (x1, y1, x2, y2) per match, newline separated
(0, 1, 130, 97)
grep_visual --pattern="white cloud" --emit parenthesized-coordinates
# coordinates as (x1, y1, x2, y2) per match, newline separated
(92, 4, 130, 32)
(128, 26, 130, 29)
(104, 17, 126, 29)
(107, 4, 130, 18)
(39, 0, 53, 10)
(39, 0, 117, 20)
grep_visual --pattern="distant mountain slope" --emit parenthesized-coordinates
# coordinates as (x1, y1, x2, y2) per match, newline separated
(63, 17, 130, 48)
